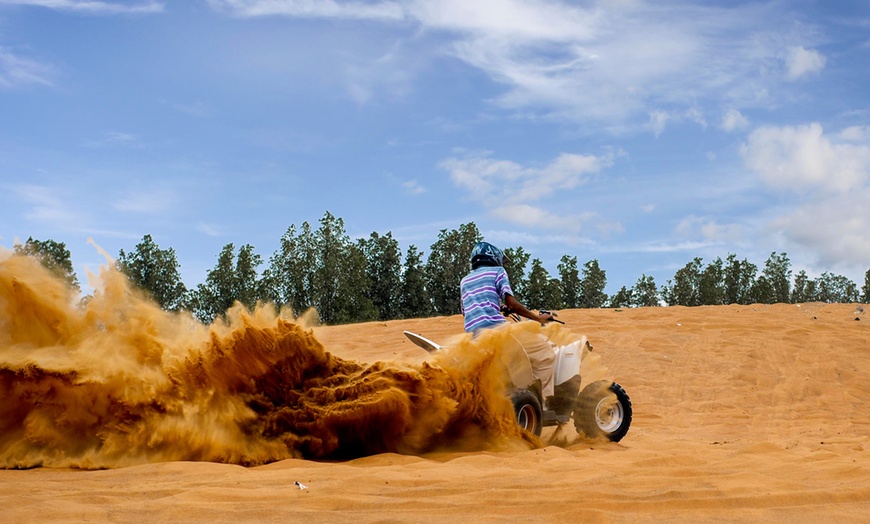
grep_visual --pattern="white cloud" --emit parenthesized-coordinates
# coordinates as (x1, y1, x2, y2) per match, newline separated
(648, 111, 669, 137)
(409, 0, 600, 41)
(168, 100, 214, 118)
(485, 228, 596, 249)
(491, 204, 565, 229)
(676, 215, 744, 244)
(81, 131, 142, 149)
(0, 48, 54, 88)
(769, 189, 870, 270)
(196, 222, 222, 237)
(742, 122, 870, 271)
(741, 123, 870, 192)
(785, 46, 826, 81)
(0, 0, 163, 14)
(206, 0, 402, 19)
(442, 150, 609, 230)
(13, 184, 87, 228)
(635, 240, 716, 254)
(840, 126, 870, 143)
(113, 190, 176, 214)
(343, 42, 415, 104)
(443, 150, 606, 206)
(204, 1, 820, 127)
(685, 107, 707, 128)
(402, 179, 426, 195)
(721, 109, 749, 132)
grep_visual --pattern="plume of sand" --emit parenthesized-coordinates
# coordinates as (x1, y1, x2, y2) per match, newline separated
(1, 252, 538, 469)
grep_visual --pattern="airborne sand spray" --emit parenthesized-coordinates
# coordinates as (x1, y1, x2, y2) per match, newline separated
(0, 250, 538, 469)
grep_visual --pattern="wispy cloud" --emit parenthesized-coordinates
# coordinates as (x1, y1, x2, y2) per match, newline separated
(0, 0, 164, 14)
(0, 48, 54, 88)
(648, 111, 670, 137)
(196, 222, 222, 237)
(206, 0, 403, 20)
(675, 215, 745, 244)
(441, 149, 610, 230)
(113, 189, 177, 214)
(443, 150, 605, 205)
(205, 1, 820, 130)
(840, 126, 870, 142)
(13, 184, 88, 229)
(166, 99, 214, 118)
(343, 41, 416, 104)
(81, 131, 143, 149)
(402, 179, 426, 195)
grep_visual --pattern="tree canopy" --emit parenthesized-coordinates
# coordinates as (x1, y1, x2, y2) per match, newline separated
(14, 237, 80, 291)
(117, 234, 187, 311)
(15, 212, 868, 325)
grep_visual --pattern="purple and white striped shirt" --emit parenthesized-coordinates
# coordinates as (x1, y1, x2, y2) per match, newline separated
(460, 266, 514, 333)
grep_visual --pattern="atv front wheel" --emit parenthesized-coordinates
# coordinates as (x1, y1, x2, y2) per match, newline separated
(510, 389, 543, 437)
(574, 381, 632, 442)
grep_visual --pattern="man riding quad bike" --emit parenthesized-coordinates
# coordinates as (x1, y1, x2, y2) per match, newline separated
(405, 241, 631, 441)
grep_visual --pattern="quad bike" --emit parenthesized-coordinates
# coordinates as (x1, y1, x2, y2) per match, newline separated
(403, 310, 632, 441)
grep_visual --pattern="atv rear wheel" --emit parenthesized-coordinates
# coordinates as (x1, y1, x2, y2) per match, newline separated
(510, 389, 543, 437)
(574, 381, 632, 442)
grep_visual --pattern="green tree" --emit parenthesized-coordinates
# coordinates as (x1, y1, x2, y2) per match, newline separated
(398, 245, 433, 319)
(525, 258, 561, 310)
(862, 268, 870, 304)
(234, 244, 263, 310)
(760, 252, 792, 304)
(724, 254, 757, 305)
(116, 234, 187, 311)
(751, 275, 774, 304)
(191, 243, 262, 323)
(296, 211, 379, 324)
(664, 257, 702, 306)
(545, 278, 563, 310)
(425, 222, 482, 315)
(266, 222, 317, 315)
(631, 274, 659, 307)
(579, 259, 608, 308)
(362, 231, 402, 320)
(814, 272, 858, 303)
(791, 270, 812, 303)
(609, 286, 633, 308)
(14, 237, 80, 291)
(312, 211, 345, 323)
(336, 241, 377, 323)
(557, 255, 581, 308)
(503, 246, 530, 300)
(699, 257, 725, 305)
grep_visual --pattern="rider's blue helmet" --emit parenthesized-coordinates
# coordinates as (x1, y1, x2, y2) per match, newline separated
(470, 241, 507, 270)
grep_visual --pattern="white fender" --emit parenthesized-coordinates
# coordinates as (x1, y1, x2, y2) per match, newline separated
(552, 338, 585, 386)
(403, 331, 442, 353)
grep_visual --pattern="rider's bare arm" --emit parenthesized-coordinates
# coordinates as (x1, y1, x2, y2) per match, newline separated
(504, 294, 553, 325)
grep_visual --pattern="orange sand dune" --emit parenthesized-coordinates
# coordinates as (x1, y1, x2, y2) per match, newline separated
(3, 296, 869, 522)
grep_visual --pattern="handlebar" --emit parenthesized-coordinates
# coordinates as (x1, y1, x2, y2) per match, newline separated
(539, 309, 565, 324)
(501, 306, 565, 324)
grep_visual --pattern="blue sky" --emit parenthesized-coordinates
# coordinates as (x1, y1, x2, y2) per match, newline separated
(1, 0, 869, 296)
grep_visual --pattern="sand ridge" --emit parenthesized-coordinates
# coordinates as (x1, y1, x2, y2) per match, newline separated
(3, 299, 869, 522)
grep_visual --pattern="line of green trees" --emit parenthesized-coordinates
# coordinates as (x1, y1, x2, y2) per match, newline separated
(12, 211, 870, 325)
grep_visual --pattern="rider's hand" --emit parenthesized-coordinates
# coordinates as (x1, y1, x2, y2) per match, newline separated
(537, 312, 554, 324)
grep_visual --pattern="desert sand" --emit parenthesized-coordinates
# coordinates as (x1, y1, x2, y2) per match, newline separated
(2, 295, 869, 522)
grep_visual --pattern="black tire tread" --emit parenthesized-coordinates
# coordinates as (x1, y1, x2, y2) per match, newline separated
(574, 381, 632, 442)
